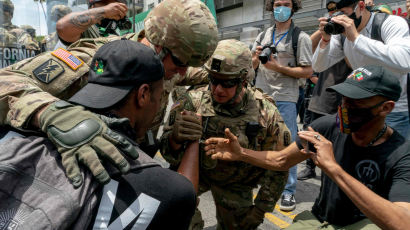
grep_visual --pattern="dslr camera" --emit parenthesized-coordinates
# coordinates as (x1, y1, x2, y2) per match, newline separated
(324, 11, 345, 35)
(99, 17, 133, 35)
(258, 44, 277, 64)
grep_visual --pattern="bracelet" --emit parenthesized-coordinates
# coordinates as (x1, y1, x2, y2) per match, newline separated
(321, 36, 330, 43)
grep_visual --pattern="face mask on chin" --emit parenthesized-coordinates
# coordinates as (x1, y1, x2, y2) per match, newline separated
(274, 6, 292, 23)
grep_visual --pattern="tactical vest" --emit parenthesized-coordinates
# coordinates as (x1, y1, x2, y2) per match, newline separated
(189, 87, 274, 187)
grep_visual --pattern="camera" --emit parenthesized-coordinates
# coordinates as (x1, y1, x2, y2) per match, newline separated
(324, 11, 345, 35)
(258, 44, 277, 64)
(99, 17, 133, 35)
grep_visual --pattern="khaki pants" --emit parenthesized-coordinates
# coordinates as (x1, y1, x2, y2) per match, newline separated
(285, 211, 381, 230)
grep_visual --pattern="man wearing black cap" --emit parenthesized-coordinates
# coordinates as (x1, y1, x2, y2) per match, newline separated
(205, 65, 410, 229)
(0, 40, 196, 229)
(312, 0, 410, 141)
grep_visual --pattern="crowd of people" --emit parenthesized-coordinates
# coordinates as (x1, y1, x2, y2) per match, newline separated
(0, 0, 409, 229)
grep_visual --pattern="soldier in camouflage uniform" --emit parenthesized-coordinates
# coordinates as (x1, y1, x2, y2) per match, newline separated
(0, 0, 217, 186)
(41, 5, 72, 52)
(0, 0, 17, 30)
(161, 39, 290, 230)
(9, 28, 40, 50)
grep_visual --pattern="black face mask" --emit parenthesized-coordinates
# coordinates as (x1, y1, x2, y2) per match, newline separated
(337, 101, 385, 134)
(349, 5, 362, 28)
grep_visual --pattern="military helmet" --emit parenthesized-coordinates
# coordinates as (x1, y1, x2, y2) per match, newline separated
(0, 0, 14, 15)
(204, 39, 254, 81)
(20, 25, 36, 38)
(144, 0, 218, 67)
(51, 5, 72, 21)
(266, 0, 302, 13)
(371, 4, 393, 15)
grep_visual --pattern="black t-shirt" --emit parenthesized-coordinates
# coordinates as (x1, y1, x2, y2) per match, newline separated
(296, 114, 410, 226)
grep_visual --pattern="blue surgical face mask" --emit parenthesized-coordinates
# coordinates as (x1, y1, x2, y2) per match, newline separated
(274, 6, 292, 22)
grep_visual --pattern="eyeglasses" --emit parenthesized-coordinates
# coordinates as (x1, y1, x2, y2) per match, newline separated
(164, 48, 188, 68)
(208, 75, 241, 88)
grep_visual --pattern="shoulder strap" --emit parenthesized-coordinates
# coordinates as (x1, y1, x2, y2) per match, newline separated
(283, 22, 301, 66)
(407, 73, 410, 119)
(340, 35, 346, 51)
(291, 26, 301, 65)
(371, 13, 389, 42)
(258, 29, 268, 45)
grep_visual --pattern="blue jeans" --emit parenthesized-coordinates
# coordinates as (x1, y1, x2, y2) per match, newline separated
(276, 102, 298, 195)
(386, 111, 410, 141)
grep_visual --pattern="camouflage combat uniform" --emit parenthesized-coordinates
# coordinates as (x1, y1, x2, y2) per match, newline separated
(0, 0, 217, 139)
(160, 40, 290, 230)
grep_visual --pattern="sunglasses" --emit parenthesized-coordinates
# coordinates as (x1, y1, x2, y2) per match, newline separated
(164, 48, 188, 68)
(208, 75, 241, 88)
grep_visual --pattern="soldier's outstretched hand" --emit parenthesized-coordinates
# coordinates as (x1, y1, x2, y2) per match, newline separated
(204, 128, 243, 161)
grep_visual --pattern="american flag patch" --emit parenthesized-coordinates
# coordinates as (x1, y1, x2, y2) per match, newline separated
(51, 48, 84, 71)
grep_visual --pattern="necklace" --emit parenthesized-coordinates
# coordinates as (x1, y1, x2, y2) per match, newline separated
(367, 123, 387, 147)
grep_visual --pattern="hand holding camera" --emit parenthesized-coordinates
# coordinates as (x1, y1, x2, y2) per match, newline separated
(319, 11, 361, 43)
(258, 44, 277, 64)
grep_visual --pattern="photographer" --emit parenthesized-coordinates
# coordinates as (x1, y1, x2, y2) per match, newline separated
(57, 0, 129, 44)
(251, 0, 313, 211)
(312, 0, 410, 140)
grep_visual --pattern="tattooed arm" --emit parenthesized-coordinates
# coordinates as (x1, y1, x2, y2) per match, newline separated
(56, 2, 127, 43)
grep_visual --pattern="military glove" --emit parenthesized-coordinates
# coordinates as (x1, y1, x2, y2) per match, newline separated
(171, 110, 202, 143)
(238, 206, 266, 230)
(39, 101, 139, 187)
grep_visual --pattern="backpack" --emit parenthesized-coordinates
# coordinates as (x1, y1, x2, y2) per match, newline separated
(341, 12, 389, 50)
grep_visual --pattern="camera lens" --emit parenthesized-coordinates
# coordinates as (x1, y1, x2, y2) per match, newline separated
(258, 47, 272, 64)
(324, 21, 345, 35)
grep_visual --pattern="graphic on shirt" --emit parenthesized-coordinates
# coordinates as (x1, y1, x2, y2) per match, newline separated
(0, 208, 28, 230)
(355, 160, 380, 190)
(93, 180, 160, 230)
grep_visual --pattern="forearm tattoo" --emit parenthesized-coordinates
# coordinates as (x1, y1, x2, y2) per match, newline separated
(69, 8, 105, 29)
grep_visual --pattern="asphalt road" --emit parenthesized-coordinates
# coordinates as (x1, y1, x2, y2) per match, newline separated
(154, 154, 321, 230)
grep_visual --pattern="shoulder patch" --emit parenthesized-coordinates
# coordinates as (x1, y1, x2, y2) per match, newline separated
(51, 48, 84, 71)
(32, 59, 65, 84)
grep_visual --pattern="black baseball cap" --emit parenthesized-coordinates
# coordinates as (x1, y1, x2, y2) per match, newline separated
(336, 0, 359, 9)
(327, 1, 337, 12)
(69, 39, 164, 109)
(327, 65, 402, 101)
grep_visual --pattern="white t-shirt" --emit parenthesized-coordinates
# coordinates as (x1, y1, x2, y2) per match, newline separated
(312, 13, 410, 112)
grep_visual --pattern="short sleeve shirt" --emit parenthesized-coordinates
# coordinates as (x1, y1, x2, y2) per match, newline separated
(295, 114, 410, 226)
(252, 25, 312, 103)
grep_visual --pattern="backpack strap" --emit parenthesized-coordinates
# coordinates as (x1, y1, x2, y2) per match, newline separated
(291, 26, 301, 66)
(340, 35, 346, 51)
(371, 12, 389, 42)
(284, 21, 301, 66)
(407, 73, 410, 121)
